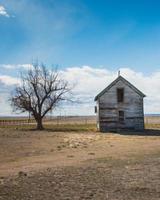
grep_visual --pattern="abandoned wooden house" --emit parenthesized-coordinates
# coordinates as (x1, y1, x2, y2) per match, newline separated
(94, 75, 146, 132)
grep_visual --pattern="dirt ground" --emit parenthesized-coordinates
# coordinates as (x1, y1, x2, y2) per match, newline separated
(0, 128, 160, 200)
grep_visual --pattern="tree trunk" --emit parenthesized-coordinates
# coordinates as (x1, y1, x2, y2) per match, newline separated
(36, 118, 44, 130)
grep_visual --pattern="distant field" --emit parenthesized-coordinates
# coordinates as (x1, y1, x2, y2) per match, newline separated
(0, 116, 96, 123)
(144, 116, 160, 129)
(144, 116, 160, 124)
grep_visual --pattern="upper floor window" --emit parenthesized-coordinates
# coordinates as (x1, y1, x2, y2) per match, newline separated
(117, 88, 124, 103)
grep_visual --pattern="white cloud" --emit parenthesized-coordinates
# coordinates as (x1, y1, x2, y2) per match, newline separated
(1, 64, 33, 70)
(0, 5, 10, 17)
(0, 75, 20, 85)
(0, 66, 160, 115)
(61, 66, 116, 95)
(61, 66, 160, 114)
(0, 93, 12, 116)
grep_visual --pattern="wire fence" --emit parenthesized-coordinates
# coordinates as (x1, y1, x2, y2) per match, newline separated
(0, 116, 159, 128)
(144, 116, 160, 124)
(0, 116, 97, 127)
(0, 119, 35, 126)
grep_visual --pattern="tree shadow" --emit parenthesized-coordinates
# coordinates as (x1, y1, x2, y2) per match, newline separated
(115, 129, 160, 136)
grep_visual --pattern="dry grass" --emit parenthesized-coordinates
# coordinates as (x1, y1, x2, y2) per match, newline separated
(145, 123, 160, 129)
(0, 126, 160, 199)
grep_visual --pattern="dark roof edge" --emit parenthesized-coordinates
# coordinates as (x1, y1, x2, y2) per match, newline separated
(94, 75, 146, 101)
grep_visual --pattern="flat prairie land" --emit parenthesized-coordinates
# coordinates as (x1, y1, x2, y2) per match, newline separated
(0, 126, 160, 200)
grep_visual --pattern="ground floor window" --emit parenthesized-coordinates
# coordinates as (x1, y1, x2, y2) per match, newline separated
(118, 110, 124, 122)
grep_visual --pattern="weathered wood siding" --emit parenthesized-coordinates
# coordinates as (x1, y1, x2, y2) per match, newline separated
(97, 79, 144, 132)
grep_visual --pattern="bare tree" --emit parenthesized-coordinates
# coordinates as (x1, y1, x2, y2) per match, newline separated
(11, 63, 70, 130)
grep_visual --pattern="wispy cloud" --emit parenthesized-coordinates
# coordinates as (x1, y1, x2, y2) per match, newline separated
(0, 0, 88, 63)
(0, 5, 10, 17)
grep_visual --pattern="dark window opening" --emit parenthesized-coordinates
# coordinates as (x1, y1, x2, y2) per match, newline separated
(95, 106, 97, 113)
(119, 110, 124, 122)
(117, 88, 124, 102)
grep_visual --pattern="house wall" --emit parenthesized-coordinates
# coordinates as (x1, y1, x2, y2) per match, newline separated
(97, 79, 144, 132)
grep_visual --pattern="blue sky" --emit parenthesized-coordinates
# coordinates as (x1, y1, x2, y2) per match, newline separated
(0, 0, 160, 73)
(0, 0, 160, 115)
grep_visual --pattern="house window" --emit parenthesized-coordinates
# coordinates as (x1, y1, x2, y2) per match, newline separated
(117, 88, 124, 103)
(95, 106, 97, 113)
(118, 110, 124, 122)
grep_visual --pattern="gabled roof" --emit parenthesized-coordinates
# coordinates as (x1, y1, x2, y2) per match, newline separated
(94, 75, 146, 101)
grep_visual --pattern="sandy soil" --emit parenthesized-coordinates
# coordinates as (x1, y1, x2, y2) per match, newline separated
(0, 128, 160, 199)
